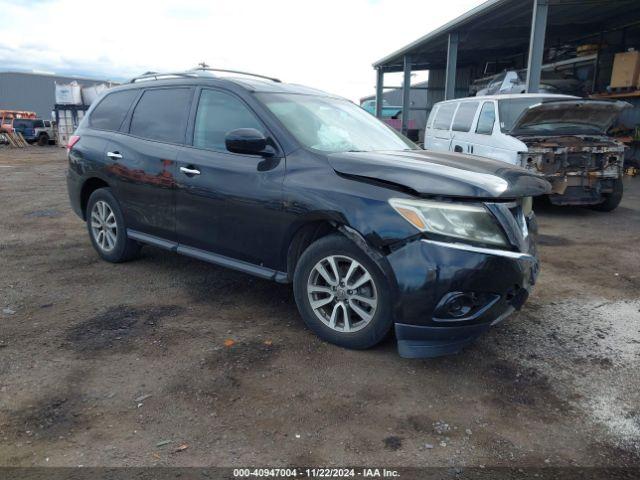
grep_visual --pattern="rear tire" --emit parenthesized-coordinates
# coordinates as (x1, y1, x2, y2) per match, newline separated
(86, 188, 141, 263)
(590, 179, 623, 212)
(293, 234, 393, 350)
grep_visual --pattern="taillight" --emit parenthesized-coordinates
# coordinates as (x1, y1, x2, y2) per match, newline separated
(67, 135, 80, 152)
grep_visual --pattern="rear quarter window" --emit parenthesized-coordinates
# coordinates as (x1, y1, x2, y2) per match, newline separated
(90, 90, 139, 131)
(129, 88, 192, 144)
(433, 103, 457, 130)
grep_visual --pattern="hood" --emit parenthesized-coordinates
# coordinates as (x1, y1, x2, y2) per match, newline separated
(511, 100, 630, 135)
(327, 150, 551, 199)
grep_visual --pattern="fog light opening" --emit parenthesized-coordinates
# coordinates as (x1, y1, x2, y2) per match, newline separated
(433, 291, 500, 322)
(447, 294, 475, 318)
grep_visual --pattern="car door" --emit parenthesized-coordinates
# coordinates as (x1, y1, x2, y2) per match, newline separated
(104, 87, 193, 240)
(175, 87, 286, 269)
(450, 101, 480, 155)
(429, 102, 457, 152)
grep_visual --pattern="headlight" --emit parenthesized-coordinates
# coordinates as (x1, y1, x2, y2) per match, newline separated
(389, 198, 508, 247)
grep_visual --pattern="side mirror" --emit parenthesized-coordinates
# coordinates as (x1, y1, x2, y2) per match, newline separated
(225, 128, 275, 157)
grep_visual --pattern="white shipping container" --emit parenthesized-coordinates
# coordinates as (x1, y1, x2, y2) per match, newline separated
(55, 81, 83, 105)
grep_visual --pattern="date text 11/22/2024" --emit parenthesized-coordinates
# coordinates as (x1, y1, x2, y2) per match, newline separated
(233, 468, 400, 478)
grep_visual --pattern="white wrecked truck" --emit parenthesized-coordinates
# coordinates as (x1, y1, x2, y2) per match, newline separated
(424, 94, 630, 211)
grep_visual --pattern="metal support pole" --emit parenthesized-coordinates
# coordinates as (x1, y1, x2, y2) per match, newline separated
(375, 68, 384, 118)
(526, 0, 549, 93)
(445, 33, 458, 100)
(592, 30, 603, 93)
(402, 55, 412, 135)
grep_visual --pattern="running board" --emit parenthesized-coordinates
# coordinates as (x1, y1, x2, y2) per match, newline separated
(126, 229, 288, 283)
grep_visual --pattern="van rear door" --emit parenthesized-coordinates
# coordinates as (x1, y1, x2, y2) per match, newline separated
(423, 105, 438, 149)
(428, 102, 457, 152)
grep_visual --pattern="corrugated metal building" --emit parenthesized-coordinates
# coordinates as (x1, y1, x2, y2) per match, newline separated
(370, 0, 640, 147)
(360, 70, 474, 137)
(0, 71, 113, 119)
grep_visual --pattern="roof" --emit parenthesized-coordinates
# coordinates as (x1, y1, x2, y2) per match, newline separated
(229, 77, 336, 96)
(116, 71, 340, 98)
(434, 93, 577, 104)
(373, 0, 640, 71)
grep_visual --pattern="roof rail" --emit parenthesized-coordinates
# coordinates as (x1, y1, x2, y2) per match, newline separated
(129, 71, 199, 83)
(189, 67, 282, 83)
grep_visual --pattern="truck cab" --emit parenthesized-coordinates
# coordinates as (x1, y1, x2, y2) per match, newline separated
(424, 94, 629, 211)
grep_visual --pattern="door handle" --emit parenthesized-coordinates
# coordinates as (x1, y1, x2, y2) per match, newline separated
(454, 145, 463, 153)
(180, 166, 201, 176)
(107, 151, 123, 160)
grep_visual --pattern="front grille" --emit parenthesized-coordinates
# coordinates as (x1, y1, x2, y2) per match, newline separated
(566, 152, 594, 169)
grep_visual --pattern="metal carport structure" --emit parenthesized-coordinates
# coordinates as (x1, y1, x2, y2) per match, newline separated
(372, 0, 640, 135)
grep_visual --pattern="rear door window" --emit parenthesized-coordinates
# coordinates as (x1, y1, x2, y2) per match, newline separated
(452, 102, 479, 132)
(476, 102, 496, 135)
(90, 90, 138, 131)
(193, 89, 264, 152)
(433, 103, 457, 130)
(33, 120, 44, 128)
(129, 88, 192, 144)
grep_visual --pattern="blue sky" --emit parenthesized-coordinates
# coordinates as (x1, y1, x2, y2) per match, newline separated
(0, 0, 483, 101)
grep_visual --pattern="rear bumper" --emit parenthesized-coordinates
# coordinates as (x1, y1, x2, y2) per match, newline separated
(386, 237, 538, 358)
(66, 167, 84, 219)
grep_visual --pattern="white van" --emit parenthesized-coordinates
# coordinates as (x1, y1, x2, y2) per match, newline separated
(424, 94, 629, 211)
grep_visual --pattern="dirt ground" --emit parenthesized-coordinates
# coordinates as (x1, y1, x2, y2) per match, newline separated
(0, 146, 639, 468)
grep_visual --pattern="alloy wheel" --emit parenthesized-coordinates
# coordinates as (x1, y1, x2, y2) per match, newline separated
(90, 200, 118, 252)
(307, 255, 378, 333)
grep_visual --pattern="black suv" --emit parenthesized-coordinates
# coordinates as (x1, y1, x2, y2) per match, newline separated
(66, 69, 550, 358)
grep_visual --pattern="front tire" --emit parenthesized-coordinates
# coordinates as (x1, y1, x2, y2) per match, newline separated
(86, 188, 141, 263)
(293, 234, 393, 350)
(37, 133, 49, 146)
(590, 178, 623, 212)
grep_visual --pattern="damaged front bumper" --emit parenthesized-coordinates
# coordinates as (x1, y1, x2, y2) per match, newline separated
(518, 137, 625, 206)
(385, 220, 538, 359)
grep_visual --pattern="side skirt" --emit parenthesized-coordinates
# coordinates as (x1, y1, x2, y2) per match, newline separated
(126, 229, 289, 283)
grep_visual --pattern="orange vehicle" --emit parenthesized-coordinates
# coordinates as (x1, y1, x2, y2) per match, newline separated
(0, 110, 37, 133)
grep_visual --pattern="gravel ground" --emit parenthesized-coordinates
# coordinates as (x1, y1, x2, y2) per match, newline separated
(0, 146, 639, 468)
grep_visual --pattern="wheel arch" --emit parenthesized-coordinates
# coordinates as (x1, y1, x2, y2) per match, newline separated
(80, 177, 111, 220)
(283, 215, 397, 291)
(285, 219, 339, 282)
